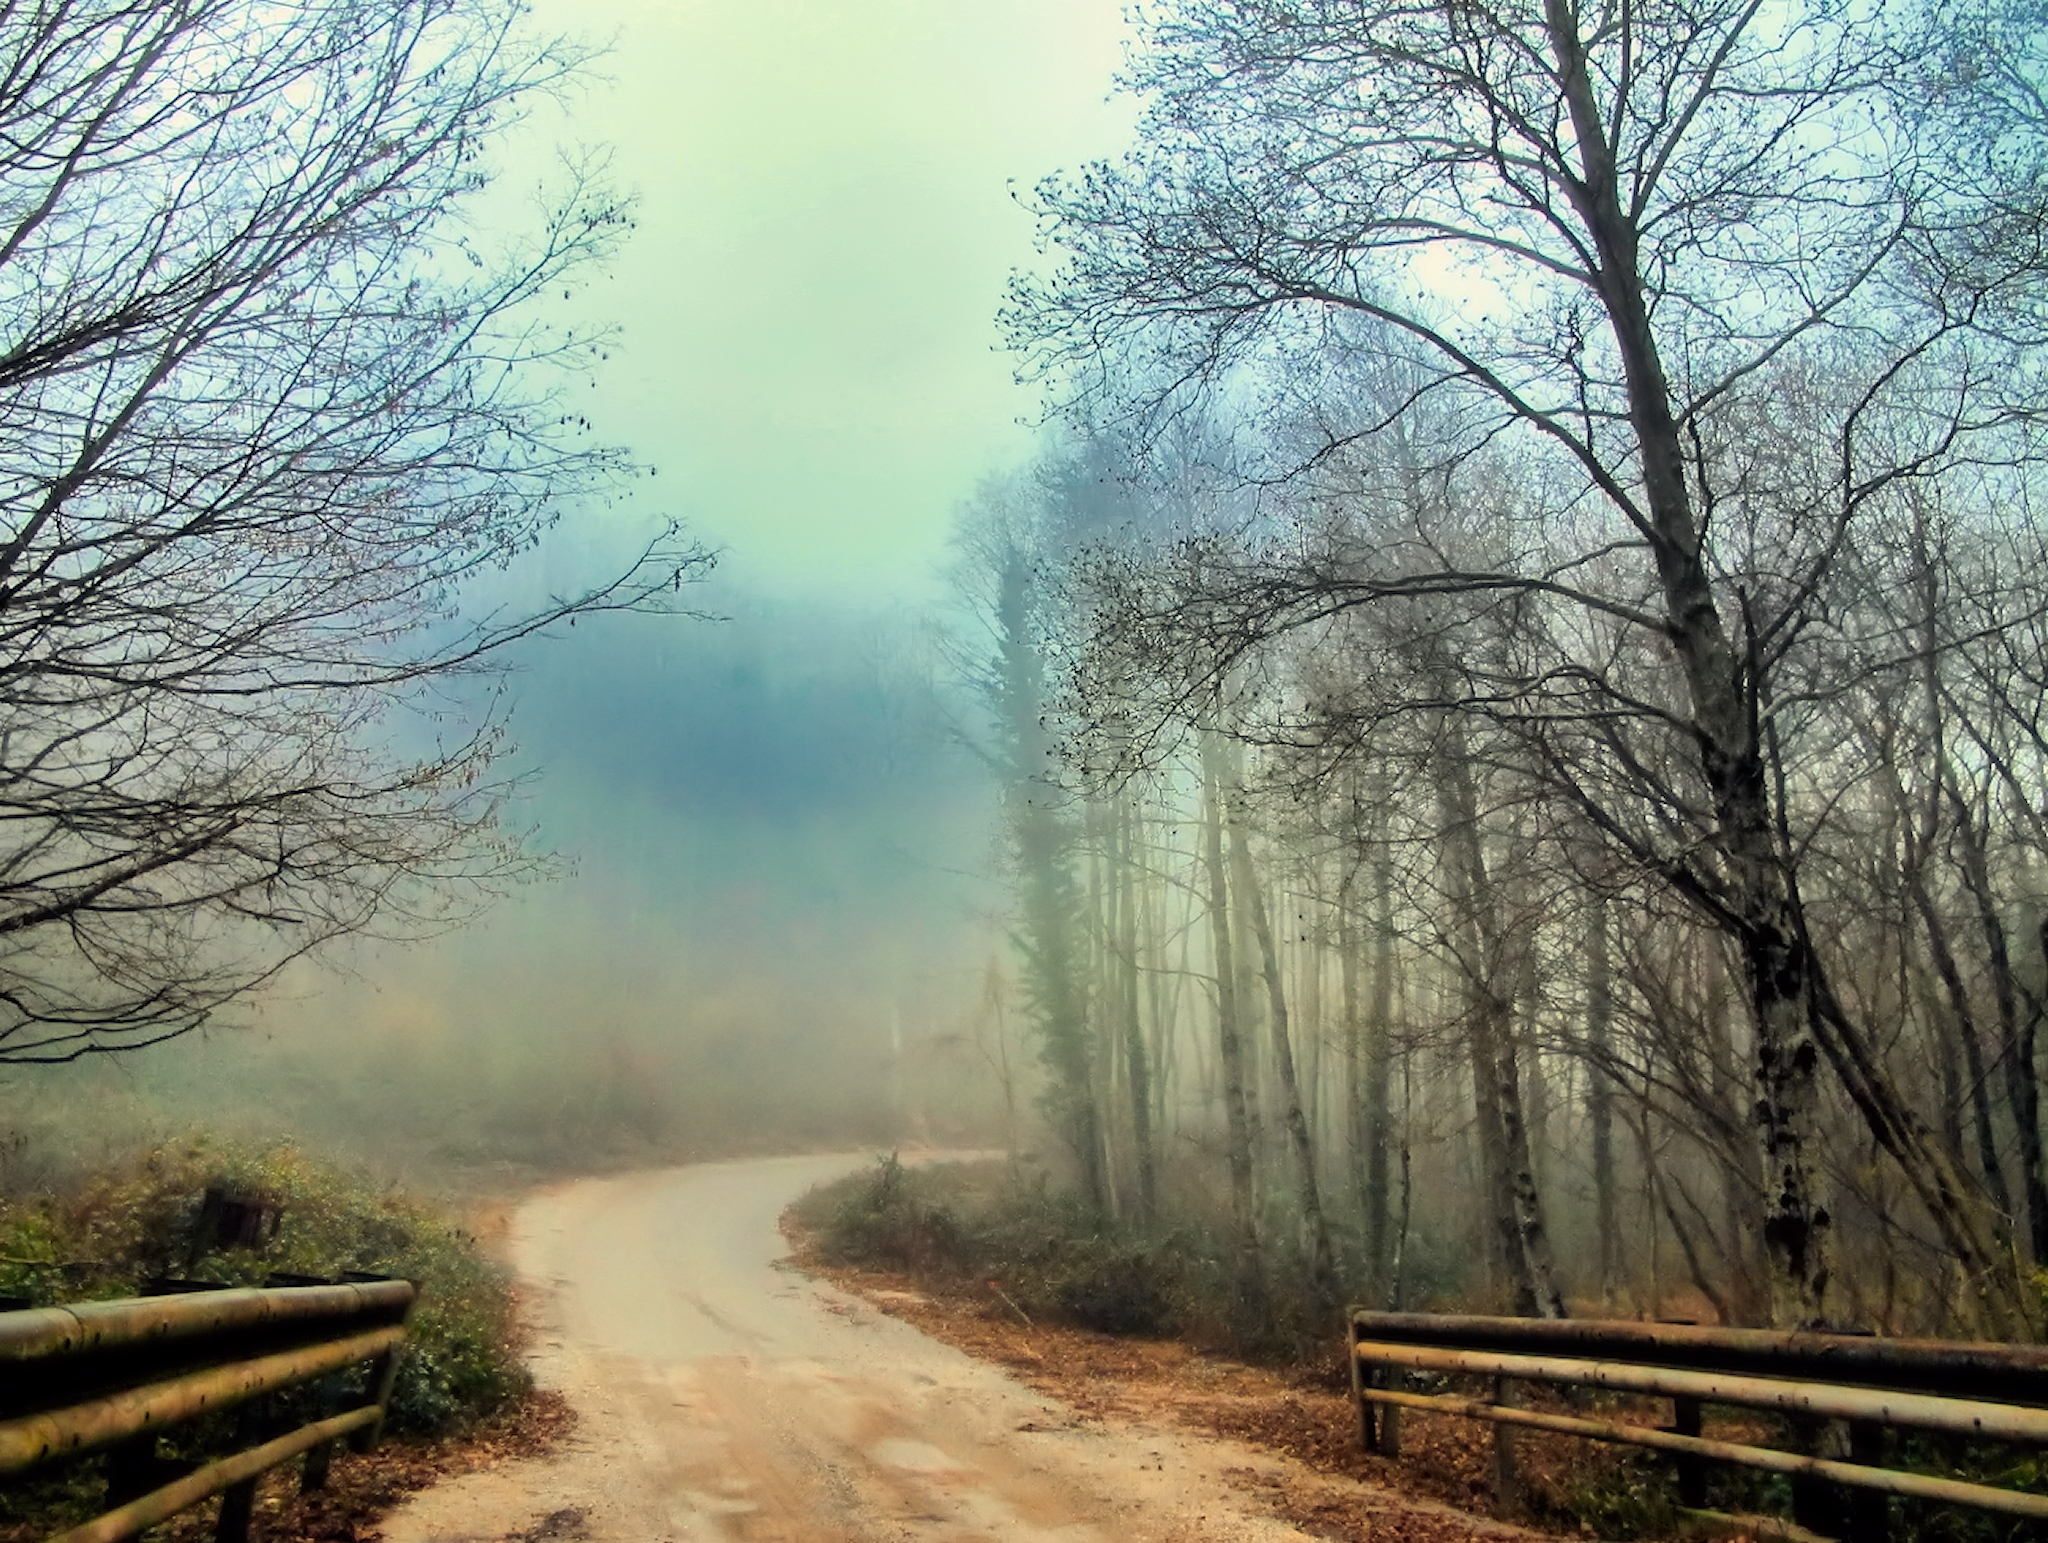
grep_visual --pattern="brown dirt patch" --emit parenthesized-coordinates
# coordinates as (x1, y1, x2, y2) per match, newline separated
(0, 1390, 573, 1543)
(779, 1220, 1670, 1542)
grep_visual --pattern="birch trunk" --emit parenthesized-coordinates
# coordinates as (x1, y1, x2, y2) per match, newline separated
(1200, 732, 1265, 1329)
(1438, 729, 1565, 1318)
(1226, 775, 1341, 1313)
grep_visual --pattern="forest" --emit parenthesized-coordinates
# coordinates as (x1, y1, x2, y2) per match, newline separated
(943, 0, 2048, 1344)
(4, 0, 2046, 1534)
(0, 0, 2045, 1360)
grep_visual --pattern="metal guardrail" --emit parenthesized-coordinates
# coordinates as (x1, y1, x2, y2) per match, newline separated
(1349, 1310, 2048, 1541)
(0, 1279, 415, 1543)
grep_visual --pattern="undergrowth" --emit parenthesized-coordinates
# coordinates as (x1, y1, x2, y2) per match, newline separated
(0, 1135, 526, 1435)
(798, 1155, 2048, 1543)
(795, 1152, 1344, 1358)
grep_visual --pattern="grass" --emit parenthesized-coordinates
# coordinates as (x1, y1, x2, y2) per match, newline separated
(0, 1134, 528, 1436)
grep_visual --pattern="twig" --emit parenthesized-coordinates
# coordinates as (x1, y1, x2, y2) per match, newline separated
(989, 1280, 1034, 1328)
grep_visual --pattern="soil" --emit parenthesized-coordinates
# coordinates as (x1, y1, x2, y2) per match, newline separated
(379, 1156, 1576, 1543)
(781, 1238, 1701, 1543)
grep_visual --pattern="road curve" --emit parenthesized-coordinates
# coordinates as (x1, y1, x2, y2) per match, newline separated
(380, 1154, 1339, 1542)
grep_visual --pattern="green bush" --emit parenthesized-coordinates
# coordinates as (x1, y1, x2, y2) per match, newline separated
(804, 1156, 1245, 1343)
(812, 1151, 966, 1272)
(0, 1136, 526, 1435)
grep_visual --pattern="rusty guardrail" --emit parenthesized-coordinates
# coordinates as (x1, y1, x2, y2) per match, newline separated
(1350, 1309, 2048, 1540)
(0, 1279, 414, 1543)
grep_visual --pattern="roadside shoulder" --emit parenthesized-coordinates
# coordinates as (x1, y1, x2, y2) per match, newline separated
(781, 1215, 1561, 1543)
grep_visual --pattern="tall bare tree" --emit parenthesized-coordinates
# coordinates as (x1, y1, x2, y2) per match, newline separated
(1012, 0, 2048, 1330)
(951, 483, 1109, 1214)
(0, 0, 709, 1060)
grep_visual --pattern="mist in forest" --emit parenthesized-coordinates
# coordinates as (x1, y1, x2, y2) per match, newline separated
(9, 0, 2048, 1353)
(0, 585, 1015, 1183)
(0, 0, 1132, 1188)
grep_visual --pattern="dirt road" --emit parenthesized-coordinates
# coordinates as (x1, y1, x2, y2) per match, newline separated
(381, 1156, 1523, 1543)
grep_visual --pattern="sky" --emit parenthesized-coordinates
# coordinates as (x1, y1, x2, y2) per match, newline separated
(28, 0, 1149, 1168)
(516, 0, 1137, 601)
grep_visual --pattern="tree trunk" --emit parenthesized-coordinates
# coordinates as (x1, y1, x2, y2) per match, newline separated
(1544, 0, 2029, 1331)
(1912, 876, 2017, 1230)
(1366, 817, 1395, 1293)
(1226, 773, 1341, 1315)
(997, 556, 1105, 1217)
(1342, 859, 1367, 1229)
(1120, 797, 1158, 1225)
(1946, 780, 2048, 1268)
(1086, 799, 1121, 1220)
(1302, 857, 1327, 1162)
(1438, 733, 1565, 1318)
(1586, 893, 1620, 1309)
(1200, 732, 1265, 1331)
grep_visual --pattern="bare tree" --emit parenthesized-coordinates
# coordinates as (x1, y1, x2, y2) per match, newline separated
(1012, 0, 2047, 1330)
(0, 1, 710, 1060)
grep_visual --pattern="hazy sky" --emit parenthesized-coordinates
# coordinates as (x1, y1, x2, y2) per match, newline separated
(519, 0, 1136, 599)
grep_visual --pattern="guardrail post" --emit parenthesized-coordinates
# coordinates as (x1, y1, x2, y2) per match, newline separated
(103, 1433, 162, 1509)
(215, 1476, 257, 1543)
(1790, 1416, 1847, 1535)
(1847, 1419, 1890, 1543)
(301, 1370, 348, 1491)
(1378, 1372, 1403, 1459)
(1350, 1316, 1376, 1451)
(1672, 1396, 1707, 1508)
(300, 1437, 334, 1492)
(349, 1345, 401, 1453)
(216, 1389, 276, 1542)
(1492, 1375, 1521, 1515)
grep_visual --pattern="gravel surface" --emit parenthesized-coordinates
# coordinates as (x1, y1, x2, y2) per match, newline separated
(378, 1156, 1557, 1543)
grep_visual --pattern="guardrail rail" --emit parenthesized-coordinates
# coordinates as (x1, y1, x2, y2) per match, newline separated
(0, 1279, 415, 1543)
(1349, 1309, 2048, 1540)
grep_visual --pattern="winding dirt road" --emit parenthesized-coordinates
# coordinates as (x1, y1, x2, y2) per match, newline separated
(379, 1155, 1511, 1543)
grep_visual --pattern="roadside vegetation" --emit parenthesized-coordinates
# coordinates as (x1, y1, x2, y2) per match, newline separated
(795, 1152, 1344, 1356)
(0, 1135, 528, 1435)
(0, 1135, 550, 1543)
(798, 1156, 2048, 1542)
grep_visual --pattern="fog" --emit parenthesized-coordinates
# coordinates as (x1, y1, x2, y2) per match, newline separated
(0, 0, 1131, 1187)
(0, 586, 1015, 1180)
(18, 0, 2044, 1347)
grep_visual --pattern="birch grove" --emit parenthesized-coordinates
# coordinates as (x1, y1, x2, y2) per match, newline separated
(941, 0, 2048, 1337)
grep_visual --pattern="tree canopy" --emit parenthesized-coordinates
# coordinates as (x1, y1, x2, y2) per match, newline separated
(0, 0, 709, 1061)
(1007, 0, 2048, 1329)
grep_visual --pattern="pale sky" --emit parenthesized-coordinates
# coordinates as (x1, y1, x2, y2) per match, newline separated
(516, 0, 1136, 600)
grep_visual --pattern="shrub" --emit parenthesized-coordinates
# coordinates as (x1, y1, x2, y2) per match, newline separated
(0, 1135, 526, 1435)
(803, 1157, 1226, 1342)
(810, 1152, 966, 1272)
